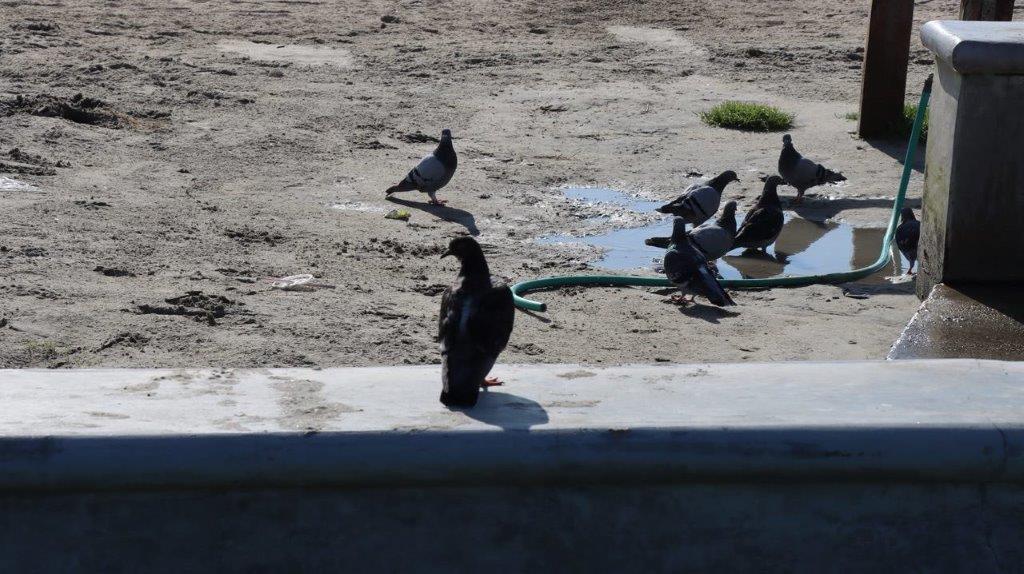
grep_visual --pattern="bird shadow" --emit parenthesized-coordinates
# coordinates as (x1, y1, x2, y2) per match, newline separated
(386, 196, 479, 236)
(454, 390, 549, 431)
(670, 302, 740, 324)
(516, 308, 552, 324)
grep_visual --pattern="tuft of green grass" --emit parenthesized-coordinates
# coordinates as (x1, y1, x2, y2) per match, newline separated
(899, 103, 929, 144)
(700, 101, 794, 132)
(842, 111, 859, 121)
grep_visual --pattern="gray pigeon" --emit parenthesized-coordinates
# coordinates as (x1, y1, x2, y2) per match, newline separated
(656, 170, 739, 226)
(663, 218, 735, 307)
(778, 134, 845, 204)
(386, 128, 457, 205)
(438, 237, 515, 407)
(734, 176, 785, 251)
(895, 207, 920, 274)
(687, 200, 738, 261)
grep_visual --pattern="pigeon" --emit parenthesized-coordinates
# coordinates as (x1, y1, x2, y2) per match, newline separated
(895, 207, 920, 274)
(778, 134, 846, 204)
(645, 201, 738, 259)
(663, 217, 735, 306)
(687, 200, 738, 261)
(734, 176, 785, 252)
(656, 170, 739, 226)
(386, 128, 458, 205)
(438, 236, 515, 408)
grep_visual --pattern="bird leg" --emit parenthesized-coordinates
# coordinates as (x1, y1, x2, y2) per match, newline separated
(480, 377, 504, 388)
(427, 192, 448, 206)
(669, 294, 693, 305)
(791, 190, 804, 205)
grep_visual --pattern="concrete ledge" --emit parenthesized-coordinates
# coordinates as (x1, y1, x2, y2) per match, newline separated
(922, 20, 1024, 74)
(2, 361, 1024, 490)
(890, 284, 1024, 360)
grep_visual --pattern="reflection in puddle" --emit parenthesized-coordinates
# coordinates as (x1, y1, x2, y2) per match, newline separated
(541, 187, 910, 284)
(562, 186, 663, 212)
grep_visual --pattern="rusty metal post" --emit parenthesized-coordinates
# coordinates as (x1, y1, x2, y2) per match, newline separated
(858, 0, 915, 139)
(960, 0, 1015, 20)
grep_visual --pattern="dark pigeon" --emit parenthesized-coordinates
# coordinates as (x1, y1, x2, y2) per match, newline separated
(895, 207, 920, 274)
(734, 176, 785, 251)
(386, 128, 458, 205)
(778, 134, 845, 203)
(656, 170, 739, 226)
(663, 217, 735, 307)
(438, 237, 515, 408)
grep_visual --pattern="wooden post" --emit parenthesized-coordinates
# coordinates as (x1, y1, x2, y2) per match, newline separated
(960, 0, 1015, 20)
(858, 0, 915, 139)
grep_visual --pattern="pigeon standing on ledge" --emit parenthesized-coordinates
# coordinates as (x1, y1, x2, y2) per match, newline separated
(656, 170, 739, 227)
(778, 134, 846, 204)
(895, 207, 920, 275)
(734, 176, 785, 251)
(438, 237, 515, 408)
(663, 217, 735, 307)
(386, 128, 458, 205)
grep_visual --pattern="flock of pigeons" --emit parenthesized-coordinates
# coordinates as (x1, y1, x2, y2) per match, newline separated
(384, 129, 921, 407)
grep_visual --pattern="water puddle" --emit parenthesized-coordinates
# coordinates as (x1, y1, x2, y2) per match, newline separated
(217, 39, 354, 67)
(541, 186, 911, 283)
(0, 176, 38, 192)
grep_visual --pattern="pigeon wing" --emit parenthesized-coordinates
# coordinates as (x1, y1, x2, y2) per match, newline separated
(688, 225, 733, 260)
(734, 208, 783, 246)
(408, 154, 450, 191)
(468, 283, 515, 356)
(438, 285, 458, 348)
(695, 265, 735, 306)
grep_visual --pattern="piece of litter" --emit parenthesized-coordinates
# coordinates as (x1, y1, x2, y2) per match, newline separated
(385, 208, 411, 221)
(264, 274, 336, 291)
(0, 176, 38, 192)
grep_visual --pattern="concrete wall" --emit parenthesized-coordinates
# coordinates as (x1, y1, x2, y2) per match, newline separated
(3, 483, 1023, 573)
(2, 362, 1023, 572)
(919, 21, 1024, 297)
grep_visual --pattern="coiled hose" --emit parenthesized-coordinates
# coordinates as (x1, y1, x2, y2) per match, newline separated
(512, 78, 932, 312)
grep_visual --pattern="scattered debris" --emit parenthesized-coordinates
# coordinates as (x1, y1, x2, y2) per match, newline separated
(264, 274, 336, 291)
(96, 332, 150, 352)
(94, 265, 135, 277)
(136, 291, 241, 325)
(385, 208, 411, 221)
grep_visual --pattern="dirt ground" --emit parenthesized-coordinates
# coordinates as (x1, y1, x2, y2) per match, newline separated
(0, 0, 982, 368)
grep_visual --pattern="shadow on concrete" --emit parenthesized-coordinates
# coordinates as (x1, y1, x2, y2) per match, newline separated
(862, 139, 926, 174)
(460, 390, 549, 431)
(386, 196, 479, 236)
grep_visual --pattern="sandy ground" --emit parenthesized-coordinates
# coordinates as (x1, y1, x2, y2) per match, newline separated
(0, 0, 983, 368)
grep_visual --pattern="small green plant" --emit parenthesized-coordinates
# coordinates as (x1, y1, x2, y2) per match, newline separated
(700, 101, 794, 132)
(842, 111, 859, 121)
(900, 103, 929, 144)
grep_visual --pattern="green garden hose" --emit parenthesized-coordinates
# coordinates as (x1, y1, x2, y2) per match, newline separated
(513, 78, 933, 312)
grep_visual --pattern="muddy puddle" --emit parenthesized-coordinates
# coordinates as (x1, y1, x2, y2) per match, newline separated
(540, 186, 912, 284)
